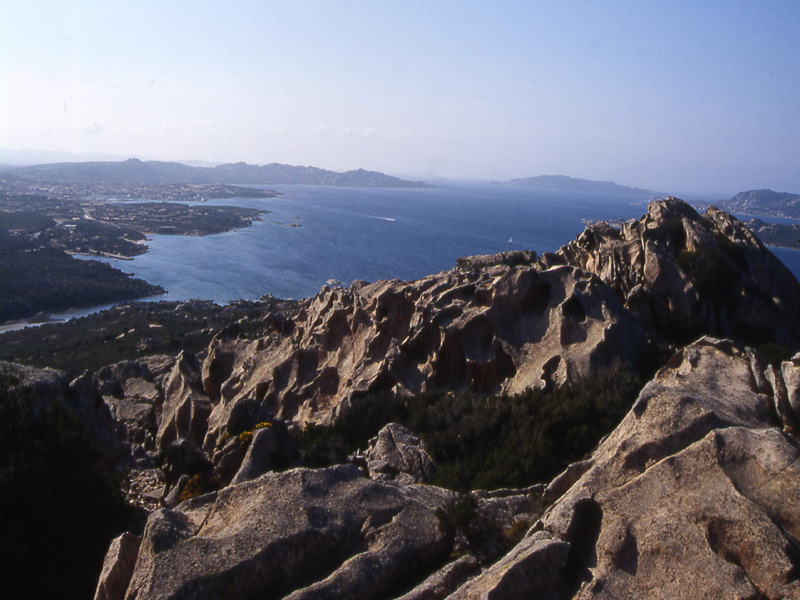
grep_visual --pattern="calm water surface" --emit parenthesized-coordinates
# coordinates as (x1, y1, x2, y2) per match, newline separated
(84, 184, 652, 303)
(47, 185, 800, 324)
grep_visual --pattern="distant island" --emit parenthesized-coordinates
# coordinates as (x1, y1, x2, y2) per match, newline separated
(720, 189, 800, 219)
(744, 218, 800, 249)
(0, 158, 433, 189)
(498, 174, 652, 195)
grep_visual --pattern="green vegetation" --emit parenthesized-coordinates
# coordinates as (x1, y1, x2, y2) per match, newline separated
(435, 494, 498, 555)
(0, 298, 296, 375)
(0, 235, 164, 323)
(89, 202, 265, 237)
(299, 365, 642, 491)
(0, 210, 55, 232)
(0, 374, 139, 600)
(238, 421, 274, 447)
(39, 218, 147, 257)
(675, 234, 747, 304)
(756, 342, 795, 367)
(178, 472, 222, 503)
(0, 187, 271, 323)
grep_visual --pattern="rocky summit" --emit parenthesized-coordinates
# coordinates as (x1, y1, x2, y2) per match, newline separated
(5, 197, 800, 599)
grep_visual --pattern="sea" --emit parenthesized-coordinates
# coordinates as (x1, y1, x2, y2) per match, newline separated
(24, 183, 800, 324)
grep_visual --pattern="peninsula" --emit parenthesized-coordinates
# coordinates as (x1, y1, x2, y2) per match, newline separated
(0, 181, 275, 323)
(499, 174, 652, 195)
(720, 188, 800, 219)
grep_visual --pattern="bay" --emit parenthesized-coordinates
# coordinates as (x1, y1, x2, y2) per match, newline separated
(59, 185, 800, 319)
(81, 184, 652, 304)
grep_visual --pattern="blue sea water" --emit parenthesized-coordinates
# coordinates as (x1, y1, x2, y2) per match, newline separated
(79, 184, 653, 304)
(60, 184, 800, 317)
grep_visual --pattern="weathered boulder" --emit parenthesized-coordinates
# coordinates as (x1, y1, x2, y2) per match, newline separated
(0, 360, 70, 409)
(365, 423, 436, 484)
(448, 337, 800, 599)
(93, 532, 141, 600)
(120, 465, 453, 600)
(781, 352, 800, 419)
(448, 530, 571, 600)
(230, 420, 299, 485)
(0, 360, 121, 455)
(396, 555, 480, 600)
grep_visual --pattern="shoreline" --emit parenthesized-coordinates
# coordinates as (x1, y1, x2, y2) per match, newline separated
(66, 250, 136, 261)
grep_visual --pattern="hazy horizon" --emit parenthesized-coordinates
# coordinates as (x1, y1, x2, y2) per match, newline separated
(2, 1, 799, 195)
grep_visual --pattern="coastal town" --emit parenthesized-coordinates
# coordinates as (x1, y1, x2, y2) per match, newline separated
(0, 179, 277, 323)
(0, 180, 274, 257)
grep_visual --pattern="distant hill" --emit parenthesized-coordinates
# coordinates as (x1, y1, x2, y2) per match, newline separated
(500, 174, 651, 195)
(721, 189, 800, 218)
(1, 158, 433, 189)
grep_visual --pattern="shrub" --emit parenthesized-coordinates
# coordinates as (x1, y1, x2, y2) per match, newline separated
(676, 246, 740, 303)
(238, 421, 273, 448)
(178, 473, 222, 502)
(296, 366, 642, 491)
(435, 493, 502, 559)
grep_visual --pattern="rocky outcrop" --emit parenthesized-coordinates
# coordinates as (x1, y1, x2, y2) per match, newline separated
(93, 355, 173, 450)
(157, 351, 211, 455)
(0, 360, 122, 456)
(551, 198, 800, 347)
(119, 465, 453, 600)
(96, 199, 800, 488)
(199, 250, 646, 450)
(448, 337, 800, 599)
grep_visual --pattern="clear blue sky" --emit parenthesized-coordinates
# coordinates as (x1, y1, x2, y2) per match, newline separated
(2, 0, 799, 193)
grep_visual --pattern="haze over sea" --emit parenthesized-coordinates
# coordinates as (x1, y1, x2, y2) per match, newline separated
(75, 185, 800, 310)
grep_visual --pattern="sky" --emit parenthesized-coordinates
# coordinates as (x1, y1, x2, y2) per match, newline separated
(1, 0, 799, 194)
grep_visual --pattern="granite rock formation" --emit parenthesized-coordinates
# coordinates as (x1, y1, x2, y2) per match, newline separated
(449, 337, 800, 599)
(363, 423, 437, 484)
(199, 254, 646, 446)
(79, 198, 800, 506)
(551, 197, 800, 347)
(119, 465, 453, 600)
(97, 338, 800, 600)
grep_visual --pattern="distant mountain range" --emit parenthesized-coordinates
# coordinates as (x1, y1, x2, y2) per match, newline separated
(0, 158, 433, 189)
(499, 174, 652, 195)
(720, 189, 800, 218)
